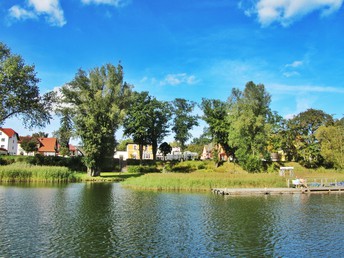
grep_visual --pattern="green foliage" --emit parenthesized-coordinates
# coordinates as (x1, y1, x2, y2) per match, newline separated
(316, 123, 344, 169)
(0, 42, 55, 128)
(171, 98, 199, 151)
(61, 63, 132, 176)
(288, 108, 334, 168)
(127, 165, 160, 173)
(159, 142, 172, 159)
(116, 138, 132, 151)
(53, 107, 74, 156)
(227, 81, 272, 171)
(20, 137, 38, 153)
(123, 91, 171, 161)
(201, 99, 232, 156)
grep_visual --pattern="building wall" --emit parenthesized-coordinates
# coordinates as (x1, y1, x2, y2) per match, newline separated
(127, 144, 153, 160)
(0, 131, 18, 155)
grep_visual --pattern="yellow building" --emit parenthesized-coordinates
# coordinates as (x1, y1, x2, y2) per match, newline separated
(127, 143, 153, 160)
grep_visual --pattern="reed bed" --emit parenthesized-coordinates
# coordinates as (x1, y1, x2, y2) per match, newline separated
(0, 163, 76, 182)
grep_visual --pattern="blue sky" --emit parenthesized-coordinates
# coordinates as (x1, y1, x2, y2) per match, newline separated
(1, 0, 344, 143)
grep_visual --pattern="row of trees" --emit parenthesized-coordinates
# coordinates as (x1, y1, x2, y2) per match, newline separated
(1, 42, 343, 175)
(201, 82, 343, 171)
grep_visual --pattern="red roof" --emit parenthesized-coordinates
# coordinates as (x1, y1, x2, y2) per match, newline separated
(0, 128, 18, 138)
(38, 138, 58, 152)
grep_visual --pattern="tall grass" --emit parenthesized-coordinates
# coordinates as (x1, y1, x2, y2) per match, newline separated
(0, 163, 76, 182)
(121, 171, 288, 191)
(122, 161, 344, 191)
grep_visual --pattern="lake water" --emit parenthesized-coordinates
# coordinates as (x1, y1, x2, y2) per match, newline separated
(0, 183, 343, 257)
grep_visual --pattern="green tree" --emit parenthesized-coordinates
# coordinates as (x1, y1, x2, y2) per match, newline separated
(32, 132, 49, 138)
(53, 107, 74, 156)
(20, 137, 38, 154)
(187, 128, 212, 156)
(316, 123, 344, 169)
(159, 142, 172, 160)
(116, 138, 132, 151)
(201, 98, 233, 158)
(171, 98, 199, 152)
(62, 63, 132, 176)
(123, 91, 171, 162)
(289, 108, 334, 168)
(0, 42, 55, 128)
(227, 81, 272, 172)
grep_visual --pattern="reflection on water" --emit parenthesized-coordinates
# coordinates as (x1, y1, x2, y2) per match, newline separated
(1, 183, 344, 257)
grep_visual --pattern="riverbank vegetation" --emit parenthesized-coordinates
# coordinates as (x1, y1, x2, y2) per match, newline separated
(121, 161, 344, 191)
(0, 163, 75, 182)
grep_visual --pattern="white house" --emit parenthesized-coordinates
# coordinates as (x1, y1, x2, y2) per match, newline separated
(0, 128, 19, 155)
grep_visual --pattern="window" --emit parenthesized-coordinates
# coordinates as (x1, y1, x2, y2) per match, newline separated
(134, 145, 137, 150)
(1, 145, 5, 148)
(1, 138, 5, 142)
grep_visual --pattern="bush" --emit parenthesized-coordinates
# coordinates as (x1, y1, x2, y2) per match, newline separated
(241, 155, 263, 173)
(127, 165, 160, 173)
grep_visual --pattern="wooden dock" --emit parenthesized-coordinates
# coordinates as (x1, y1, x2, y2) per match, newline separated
(212, 187, 344, 195)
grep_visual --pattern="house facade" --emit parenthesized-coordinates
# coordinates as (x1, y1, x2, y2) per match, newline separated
(37, 138, 58, 156)
(126, 143, 153, 160)
(201, 143, 229, 161)
(0, 128, 19, 155)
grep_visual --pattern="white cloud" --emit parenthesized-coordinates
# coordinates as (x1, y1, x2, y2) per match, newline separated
(282, 60, 303, 77)
(286, 60, 303, 68)
(242, 0, 343, 27)
(283, 71, 300, 77)
(9, 5, 37, 21)
(269, 83, 344, 94)
(160, 73, 198, 86)
(8, 0, 66, 27)
(81, 0, 130, 7)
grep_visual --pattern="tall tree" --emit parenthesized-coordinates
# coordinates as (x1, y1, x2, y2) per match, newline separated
(62, 63, 132, 176)
(171, 98, 199, 152)
(227, 81, 272, 172)
(123, 91, 151, 163)
(201, 98, 233, 158)
(0, 42, 55, 128)
(123, 91, 171, 162)
(53, 107, 74, 156)
(288, 108, 334, 168)
(316, 121, 344, 169)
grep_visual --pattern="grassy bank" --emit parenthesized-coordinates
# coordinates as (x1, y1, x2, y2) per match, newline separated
(121, 171, 287, 191)
(121, 162, 344, 191)
(0, 163, 76, 182)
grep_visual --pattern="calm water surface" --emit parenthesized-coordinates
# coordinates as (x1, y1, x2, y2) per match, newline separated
(0, 182, 343, 257)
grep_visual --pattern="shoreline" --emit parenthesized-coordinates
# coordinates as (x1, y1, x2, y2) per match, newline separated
(212, 187, 344, 195)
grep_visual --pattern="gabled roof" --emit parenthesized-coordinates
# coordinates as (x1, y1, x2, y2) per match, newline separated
(38, 138, 58, 152)
(0, 128, 19, 138)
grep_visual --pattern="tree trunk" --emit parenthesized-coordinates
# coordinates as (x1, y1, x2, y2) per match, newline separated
(87, 166, 101, 177)
(139, 144, 144, 165)
(152, 140, 157, 162)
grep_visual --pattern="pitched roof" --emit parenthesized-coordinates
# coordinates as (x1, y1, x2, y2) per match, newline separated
(38, 138, 58, 152)
(0, 128, 19, 138)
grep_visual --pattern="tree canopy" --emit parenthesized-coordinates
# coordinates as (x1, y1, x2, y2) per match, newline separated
(171, 98, 199, 152)
(0, 42, 55, 128)
(61, 63, 132, 176)
(123, 91, 171, 162)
